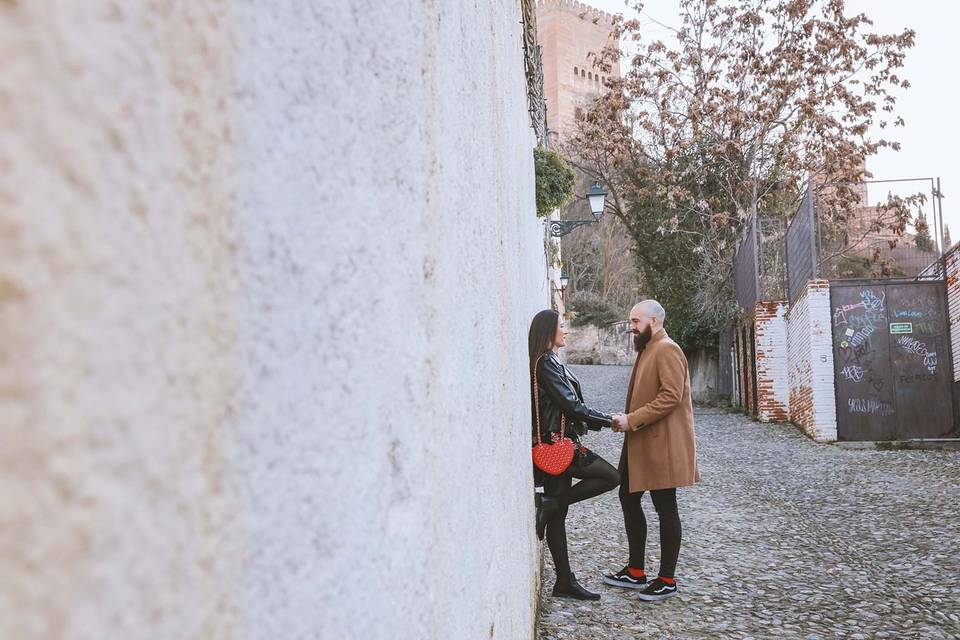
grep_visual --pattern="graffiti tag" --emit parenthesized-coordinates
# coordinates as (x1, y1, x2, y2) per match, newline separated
(849, 325, 875, 347)
(848, 398, 895, 416)
(839, 365, 866, 382)
(897, 336, 938, 374)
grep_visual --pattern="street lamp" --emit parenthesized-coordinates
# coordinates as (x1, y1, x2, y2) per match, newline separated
(555, 272, 569, 305)
(550, 181, 608, 237)
(586, 182, 607, 220)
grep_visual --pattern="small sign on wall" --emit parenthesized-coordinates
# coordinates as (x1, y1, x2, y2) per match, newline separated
(890, 322, 913, 334)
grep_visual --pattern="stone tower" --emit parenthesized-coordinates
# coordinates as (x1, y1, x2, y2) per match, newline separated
(536, 0, 620, 140)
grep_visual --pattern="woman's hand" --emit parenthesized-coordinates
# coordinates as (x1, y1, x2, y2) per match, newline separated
(610, 413, 630, 432)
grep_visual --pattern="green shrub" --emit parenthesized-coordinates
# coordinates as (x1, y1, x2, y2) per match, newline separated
(534, 148, 575, 217)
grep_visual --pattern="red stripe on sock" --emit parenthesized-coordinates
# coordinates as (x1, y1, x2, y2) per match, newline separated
(627, 567, 645, 578)
(658, 576, 676, 585)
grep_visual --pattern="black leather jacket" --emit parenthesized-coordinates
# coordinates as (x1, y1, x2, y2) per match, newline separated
(532, 352, 612, 443)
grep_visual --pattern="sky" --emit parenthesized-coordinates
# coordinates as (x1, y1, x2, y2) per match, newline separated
(586, 0, 960, 247)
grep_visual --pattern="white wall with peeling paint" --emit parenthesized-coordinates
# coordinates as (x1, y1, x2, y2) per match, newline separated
(786, 281, 838, 441)
(755, 302, 790, 423)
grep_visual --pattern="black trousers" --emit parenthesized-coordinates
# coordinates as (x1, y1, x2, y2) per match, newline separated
(541, 447, 619, 584)
(619, 453, 682, 579)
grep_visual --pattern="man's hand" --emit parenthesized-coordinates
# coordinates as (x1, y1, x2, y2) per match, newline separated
(611, 413, 630, 432)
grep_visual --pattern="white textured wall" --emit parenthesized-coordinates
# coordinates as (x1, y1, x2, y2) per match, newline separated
(0, 2, 546, 639)
(944, 249, 960, 382)
(754, 301, 790, 423)
(786, 281, 838, 441)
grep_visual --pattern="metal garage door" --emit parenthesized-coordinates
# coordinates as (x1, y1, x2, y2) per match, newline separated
(830, 281, 954, 440)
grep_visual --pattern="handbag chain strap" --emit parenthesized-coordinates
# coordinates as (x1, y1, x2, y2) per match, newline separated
(533, 352, 566, 445)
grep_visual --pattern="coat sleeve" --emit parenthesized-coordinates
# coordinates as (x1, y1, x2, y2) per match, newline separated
(537, 356, 613, 429)
(626, 343, 686, 430)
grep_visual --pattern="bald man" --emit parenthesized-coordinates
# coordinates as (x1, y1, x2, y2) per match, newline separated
(604, 300, 699, 602)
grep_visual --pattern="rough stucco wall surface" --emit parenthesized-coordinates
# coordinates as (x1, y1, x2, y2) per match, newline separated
(688, 349, 719, 404)
(0, 2, 546, 639)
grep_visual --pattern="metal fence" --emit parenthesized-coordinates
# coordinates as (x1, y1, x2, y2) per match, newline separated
(816, 177, 945, 282)
(733, 216, 759, 310)
(783, 177, 947, 302)
(822, 237, 943, 281)
(758, 216, 787, 301)
(786, 189, 817, 304)
(734, 214, 788, 310)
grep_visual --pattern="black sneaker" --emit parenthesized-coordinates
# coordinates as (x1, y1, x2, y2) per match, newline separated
(602, 566, 648, 590)
(636, 578, 678, 602)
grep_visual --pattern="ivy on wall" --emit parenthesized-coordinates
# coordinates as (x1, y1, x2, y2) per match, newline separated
(534, 148, 575, 218)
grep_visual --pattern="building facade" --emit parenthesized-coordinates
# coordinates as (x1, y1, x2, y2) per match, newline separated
(536, 0, 620, 140)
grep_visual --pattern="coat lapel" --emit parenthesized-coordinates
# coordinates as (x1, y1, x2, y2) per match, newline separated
(624, 352, 640, 412)
(625, 328, 669, 412)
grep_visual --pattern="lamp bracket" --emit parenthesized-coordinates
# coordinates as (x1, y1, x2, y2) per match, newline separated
(550, 219, 597, 237)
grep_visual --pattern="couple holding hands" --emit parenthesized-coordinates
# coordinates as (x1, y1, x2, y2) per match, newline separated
(529, 300, 699, 603)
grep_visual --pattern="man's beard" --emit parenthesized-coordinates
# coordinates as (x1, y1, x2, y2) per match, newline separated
(633, 325, 653, 352)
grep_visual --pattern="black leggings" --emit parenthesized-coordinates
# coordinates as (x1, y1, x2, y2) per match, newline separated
(619, 464, 682, 579)
(541, 450, 619, 584)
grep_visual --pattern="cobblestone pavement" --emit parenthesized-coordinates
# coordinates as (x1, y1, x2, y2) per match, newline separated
(538, 365, 960, 640)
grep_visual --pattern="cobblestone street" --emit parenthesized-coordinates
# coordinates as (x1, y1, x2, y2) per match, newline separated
(538, 365, 960, 640)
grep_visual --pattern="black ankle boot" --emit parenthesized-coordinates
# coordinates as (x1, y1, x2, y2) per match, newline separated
(552, 572, 601, 601)
(536, 496, 559, 541)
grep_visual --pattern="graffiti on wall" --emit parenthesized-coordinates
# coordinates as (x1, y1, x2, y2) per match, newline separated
(831, 282, 953, 440)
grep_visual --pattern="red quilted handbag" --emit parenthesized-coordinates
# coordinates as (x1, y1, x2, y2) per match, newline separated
(531, 354, 574, 475)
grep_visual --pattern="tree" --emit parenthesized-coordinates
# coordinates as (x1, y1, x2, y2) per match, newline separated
(567, 290, 623, 327)
(914, 209, 932, 252)
(945, 224, 953, 250)
(560, 169, 641, 318)
(567, 0, 915, 349)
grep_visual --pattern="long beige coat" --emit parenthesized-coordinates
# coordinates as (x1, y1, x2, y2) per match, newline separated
(620, 328, 700, 493)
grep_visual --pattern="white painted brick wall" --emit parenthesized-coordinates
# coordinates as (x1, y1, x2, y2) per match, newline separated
(945, 249, 960, 382)
(755, 301, 790, 422)
(786, 281, 838, 441)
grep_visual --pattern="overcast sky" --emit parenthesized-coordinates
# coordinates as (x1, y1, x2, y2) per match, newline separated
(587, 0, 959, 245)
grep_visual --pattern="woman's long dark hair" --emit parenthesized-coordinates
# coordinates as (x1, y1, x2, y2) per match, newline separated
(528, 309, 559, 373)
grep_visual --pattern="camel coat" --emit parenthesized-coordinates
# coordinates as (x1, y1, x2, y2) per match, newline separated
(620, 328, 700, 493)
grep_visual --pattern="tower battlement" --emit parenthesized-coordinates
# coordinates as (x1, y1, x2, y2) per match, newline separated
(536, 0, 620, 139)
(536, 0, 616, 26)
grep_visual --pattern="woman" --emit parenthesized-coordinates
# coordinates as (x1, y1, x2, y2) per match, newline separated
(529, 309, 620, 601)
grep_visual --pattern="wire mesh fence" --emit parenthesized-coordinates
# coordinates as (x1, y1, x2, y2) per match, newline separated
(814, 177, 945, 282)
(734, 214, 787, 309)
(733, 217, 759, 310)
(737, 177, 946, 310)
(786, 189, 816, 304)
(758, 216, 787, 302)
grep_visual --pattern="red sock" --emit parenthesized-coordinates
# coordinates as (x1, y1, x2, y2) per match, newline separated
(626, 567, 645, 579)
(658, 576, 676, 585)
